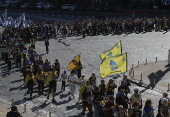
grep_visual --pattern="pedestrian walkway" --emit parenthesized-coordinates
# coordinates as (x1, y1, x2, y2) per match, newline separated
(0, 99, 45, 117)
(129, 60, 170, 91)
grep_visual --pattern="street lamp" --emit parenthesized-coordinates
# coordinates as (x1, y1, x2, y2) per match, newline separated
(92, 0, 94, 12)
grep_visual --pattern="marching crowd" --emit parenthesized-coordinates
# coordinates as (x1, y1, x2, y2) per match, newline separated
(0, 17, 170, 117)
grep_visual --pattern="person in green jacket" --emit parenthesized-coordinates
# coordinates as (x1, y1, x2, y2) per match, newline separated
(30, 38, 35, 49)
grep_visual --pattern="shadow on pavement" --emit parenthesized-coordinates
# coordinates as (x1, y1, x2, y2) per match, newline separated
(11, 79, 23, 83)
(69, 115, 81, 117)
(54, 98, 72, 105)
(0, 63, 6, 66)
(59, 92, 70, 99)
(9, 84, 24, 91)
(147, 65, 170, 89)
(66, 102, 79, 110)
(39, 100, 51, 109)
(14, 99, 26, 105)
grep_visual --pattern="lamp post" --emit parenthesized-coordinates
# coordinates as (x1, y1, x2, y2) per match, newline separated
(92, 0, 94, 12)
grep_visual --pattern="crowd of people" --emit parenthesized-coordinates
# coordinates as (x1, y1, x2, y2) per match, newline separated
(0, 17, 170, 117)
(1, 16, 170, 43)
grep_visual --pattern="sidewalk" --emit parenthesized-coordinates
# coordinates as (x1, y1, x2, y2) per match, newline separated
(0, 99, 45, 117)
(129, 60, 170, 91)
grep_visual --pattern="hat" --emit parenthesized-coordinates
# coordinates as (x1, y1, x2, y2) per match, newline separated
(134, 88, 139, 92)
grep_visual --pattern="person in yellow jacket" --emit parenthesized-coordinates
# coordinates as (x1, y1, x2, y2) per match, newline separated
(77, 74, 86, 101)
(79, 81, 93, 99)
(24, 72, 36, 99)
(46, 70, 58, 102)
(35, 68, 46, 96)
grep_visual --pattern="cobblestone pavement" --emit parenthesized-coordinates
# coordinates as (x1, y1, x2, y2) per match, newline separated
(0, 31, 170, 116)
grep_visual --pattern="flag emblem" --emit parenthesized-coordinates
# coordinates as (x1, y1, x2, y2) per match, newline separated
(100, 41, 122, 60)
(110, 60, 118, 71)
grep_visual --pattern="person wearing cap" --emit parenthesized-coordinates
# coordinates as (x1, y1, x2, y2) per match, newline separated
(130, 88, 142, 109)
(60, 70, 67, 91)
(104, 95, 115, 117)
(6, 106, 23, 117)
(68, 71, 78, 99)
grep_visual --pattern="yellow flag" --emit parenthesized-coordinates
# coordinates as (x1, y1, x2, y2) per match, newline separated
(24, 74, 35, 85)
(67, 54, 82, 71)
(44, 72, 53, 84)
(44, 71, 57, 84)
(100, 53, 127, 78)
(100, 41, 122, 60)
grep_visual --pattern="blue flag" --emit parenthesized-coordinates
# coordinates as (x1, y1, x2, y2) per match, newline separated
(162, 0, 170, 5)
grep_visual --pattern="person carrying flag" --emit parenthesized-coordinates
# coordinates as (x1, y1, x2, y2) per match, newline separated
(35, 67, 45, 96)
(46, 70, 58, 102)
(24, 71, 36, 99)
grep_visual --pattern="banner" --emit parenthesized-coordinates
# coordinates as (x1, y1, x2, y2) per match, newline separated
(162, 0, 170, 5)
(67, 54, 83, 71)
(100, 52, 127, 78)
(100, 41, 122, 60)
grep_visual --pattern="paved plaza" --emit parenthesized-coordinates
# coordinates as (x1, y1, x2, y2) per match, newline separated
(0, 31, 170, 116)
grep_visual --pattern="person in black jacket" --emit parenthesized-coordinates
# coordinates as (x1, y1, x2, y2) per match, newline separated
(116, 89, 130, 110)
(54, 59, 60, 76)
(45, 39, 49, 54)
(25, 72, 35, 99)
(16, 51, 21, 68)
(92, 87, 103, 117)
(6, 106, 23, 117)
